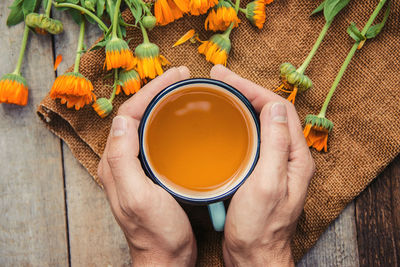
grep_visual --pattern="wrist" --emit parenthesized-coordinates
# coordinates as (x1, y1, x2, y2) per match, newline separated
(223, 240, 294, 267)
(129, 238, 197, 267)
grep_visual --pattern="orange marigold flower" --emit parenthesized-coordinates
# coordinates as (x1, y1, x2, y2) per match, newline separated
(154, 0, 188, 26)
(198, 33, 231, 65)
(190, 0, 218, 15)
(205, 2, 240, 31)
(303, 115, 333, 152)
(245, 0, 266, 29)
(264, 0, 273, 4)
(0, 73, 28, 106)
(50, 72, 96, 110)
(105, 38, 135, 70)
(134, 42, 170, 79)
(117, 70, 142, 95)
(93, 98, 113, 118)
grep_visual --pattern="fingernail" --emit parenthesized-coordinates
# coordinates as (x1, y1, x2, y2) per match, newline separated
(270, 103, 287, 122)
(112, 116, 127, 137)
(177, 66, 190, 78)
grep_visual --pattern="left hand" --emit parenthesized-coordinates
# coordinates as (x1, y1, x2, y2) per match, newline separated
(98, 67, 197, 266)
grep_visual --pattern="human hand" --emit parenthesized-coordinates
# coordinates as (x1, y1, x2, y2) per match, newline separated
(210, 65, 315, 267)
(98, 67, 197, 267)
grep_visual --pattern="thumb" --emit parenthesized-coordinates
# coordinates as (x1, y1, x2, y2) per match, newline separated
(106, 115, 150, 197)
(254, 102, 290, 190)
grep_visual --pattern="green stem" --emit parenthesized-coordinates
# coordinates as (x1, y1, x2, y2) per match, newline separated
(112, 0, 122, 38)
(139, 22, 150, 43)
(297, 20, 332, 74)
(45, 0, 52, 17)
(109, 69, 119, 102)
(234, 0, 240, 12)
(318, 0, 388, 117)
(239, 7, 246, 13)
(53, 2, 109, 32)
(13, 25, 30, 75)
(73, 18, 85, 73)
(222, 23, 234, 38)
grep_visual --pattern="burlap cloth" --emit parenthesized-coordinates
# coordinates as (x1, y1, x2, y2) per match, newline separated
(37, 0, 400, 265)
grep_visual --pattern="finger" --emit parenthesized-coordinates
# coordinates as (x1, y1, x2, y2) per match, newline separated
(252, 102, 291, 197)
(118, 66, 190, 120)
(210, 64, 308, 155)
(106, 115, 152, 208)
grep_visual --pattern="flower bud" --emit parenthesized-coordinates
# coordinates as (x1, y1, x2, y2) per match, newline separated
(142, 16, 157, 30)
(25, 13, 63, 35)
(92, 98, 113, 118)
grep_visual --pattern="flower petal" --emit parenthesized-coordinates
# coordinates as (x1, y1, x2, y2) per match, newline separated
(173, 29, 196, 47)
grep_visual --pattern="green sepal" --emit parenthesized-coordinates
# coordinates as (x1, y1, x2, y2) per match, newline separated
(93, 98, 113, 118)
(119, 69, 140, 83)
(135, 42, 160, 59)
(1, 73, 27, 87)
(7, 0, 25, 26)
(365, 1, 391, 39)
(323, 0, 350, 23)
(279, 63, 312, 92)
(106, 37, 130, 53)
(279, 63, 297, 77)
(305, 114, 334, 132)
(210, 34, 231, 53)
(311, 0, 325, 16)
(347, 22, 365, 43)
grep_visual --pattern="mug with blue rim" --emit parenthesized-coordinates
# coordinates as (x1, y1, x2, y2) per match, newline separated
(138, 78, 260, 231)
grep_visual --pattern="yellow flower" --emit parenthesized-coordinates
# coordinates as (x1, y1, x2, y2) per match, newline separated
(154, 0, 188, 26)
(245, 0, 266, 29)
(274, 63, 312, 104)
(303, 115, 333, 152)
(190, 0, 218, 15)
(50, 72, 96, 110)
(134, 42, 170, 79)
(93, 98, 113, 118)
(205, 2, 240, 31)
(198, 33, 231, 65)
(0, 73, 28, 106)
(105, 38, 135, 71)
(117, 70, 142, 95)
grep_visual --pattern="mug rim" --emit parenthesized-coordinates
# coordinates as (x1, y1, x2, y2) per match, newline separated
(138, 78, 260, 204)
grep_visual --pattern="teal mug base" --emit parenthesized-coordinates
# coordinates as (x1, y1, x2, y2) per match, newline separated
(208, 202, 226, 231)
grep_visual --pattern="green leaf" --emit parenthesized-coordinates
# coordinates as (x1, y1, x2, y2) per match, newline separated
(22, 0, 39, 16)
(69, 9, 83, 24)
(105, 0, 115, 21)
(6, 0, 24, 26)
(323, 0, 350, 22)
(311, 0, 325, 15)
(89, 38, 107, 51)
(347, 22, 365, 42)
(365, 2, 391, 39)
(97, 0, 106, 17)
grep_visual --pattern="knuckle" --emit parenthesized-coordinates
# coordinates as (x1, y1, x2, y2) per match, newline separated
(117, 103, 130, 115)
(119, 191, 149, 217)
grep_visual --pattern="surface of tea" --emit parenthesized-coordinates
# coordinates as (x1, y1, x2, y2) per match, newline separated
(145, 87, 253, 192)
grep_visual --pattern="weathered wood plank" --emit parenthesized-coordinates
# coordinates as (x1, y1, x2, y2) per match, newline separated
(297, 203, 360, 267)
(355, 155, 400, 267)
(0, 2, 68, 266)
(52, 11, 131, 266)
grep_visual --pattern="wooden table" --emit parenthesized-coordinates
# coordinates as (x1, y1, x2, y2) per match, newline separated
(1, 1, 399, 266)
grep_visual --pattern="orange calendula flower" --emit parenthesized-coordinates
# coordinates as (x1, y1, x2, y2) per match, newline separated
(134, 42, 170, 79)
(50, 72, 96, 110)
(205, 2, 240, 31)
(117, 70, 142, 95)
(0, 73, 28, 106)
(264, 0, 273, 4)
(303, 115, 333, 152)
(198, 33, 231, 65)
(93, 98, 113, 118)
(154, 0, 188, 26)
(245, 0, 266, 29)
(190, 0, 218, 15)
(274, 63, 312, 104)
(105, 38, 135, 70)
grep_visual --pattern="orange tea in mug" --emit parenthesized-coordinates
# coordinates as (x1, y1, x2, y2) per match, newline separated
(139, 79, 260, 231)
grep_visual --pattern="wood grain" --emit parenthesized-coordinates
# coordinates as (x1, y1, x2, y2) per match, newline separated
(297, 203, 360, 267)
(52, 11, 131, 266)
(355, 155, 400, 267)
(0, 2, 68, 266)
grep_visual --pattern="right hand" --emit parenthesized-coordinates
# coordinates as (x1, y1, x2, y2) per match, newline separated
(210, 65, 315, 267)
